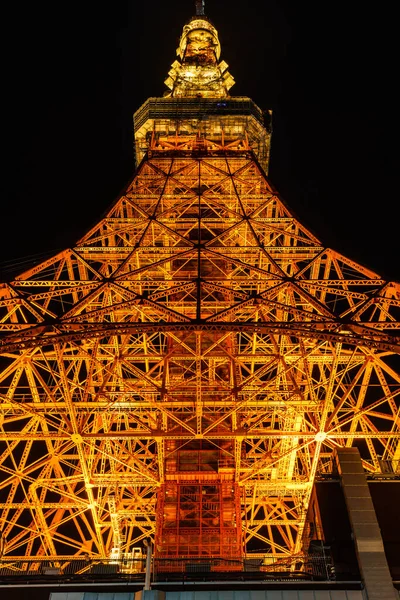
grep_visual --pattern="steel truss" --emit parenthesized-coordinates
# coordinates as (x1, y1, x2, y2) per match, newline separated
(1, 4, 400, 565)
(1, 147, 399, 562)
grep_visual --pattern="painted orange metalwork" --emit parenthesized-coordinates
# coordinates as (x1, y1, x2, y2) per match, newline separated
(0, 7, 399, 567)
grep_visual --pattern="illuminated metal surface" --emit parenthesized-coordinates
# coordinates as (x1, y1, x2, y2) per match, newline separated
(0, 5, 399, 564)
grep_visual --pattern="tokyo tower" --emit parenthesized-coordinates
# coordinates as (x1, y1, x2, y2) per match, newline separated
(0, 0, 399, 574)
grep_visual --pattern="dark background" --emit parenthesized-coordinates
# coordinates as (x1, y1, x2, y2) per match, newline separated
(2, 0, 398, 281)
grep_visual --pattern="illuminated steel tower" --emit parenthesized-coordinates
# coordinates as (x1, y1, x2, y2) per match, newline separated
(0, 3, 399, 571)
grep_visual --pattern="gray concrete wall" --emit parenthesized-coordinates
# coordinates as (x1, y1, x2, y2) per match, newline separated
(335, 447, 398, 600)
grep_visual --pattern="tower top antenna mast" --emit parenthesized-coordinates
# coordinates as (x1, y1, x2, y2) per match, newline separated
(195, 0, 205, 16)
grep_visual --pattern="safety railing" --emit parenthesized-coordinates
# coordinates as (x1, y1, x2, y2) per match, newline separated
(0, 553, 335, 583)
(134, 97, 266, 132)
(153, 554, 335, 581)
(0, 558, 145, 579)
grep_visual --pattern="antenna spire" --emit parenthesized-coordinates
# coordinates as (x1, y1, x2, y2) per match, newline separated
(195, 0, 205, 16)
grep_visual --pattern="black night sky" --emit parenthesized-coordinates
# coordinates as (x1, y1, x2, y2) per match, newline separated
(2, 0, 399, 282)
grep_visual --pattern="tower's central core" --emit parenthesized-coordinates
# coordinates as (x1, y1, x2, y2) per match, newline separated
(156, 462, 242, 566)
(138, 13, 272, 564)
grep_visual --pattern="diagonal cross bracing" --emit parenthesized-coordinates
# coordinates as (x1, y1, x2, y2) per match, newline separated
(0, 8, 399, 564)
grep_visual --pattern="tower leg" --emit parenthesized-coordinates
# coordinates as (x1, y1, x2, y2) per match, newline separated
(335, 447, 397, 600)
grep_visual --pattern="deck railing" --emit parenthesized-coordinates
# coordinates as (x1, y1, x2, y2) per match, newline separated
(0, 553, 336, 583)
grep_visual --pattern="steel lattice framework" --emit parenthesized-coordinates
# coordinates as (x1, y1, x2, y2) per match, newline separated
(0, 6, 399, 565)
